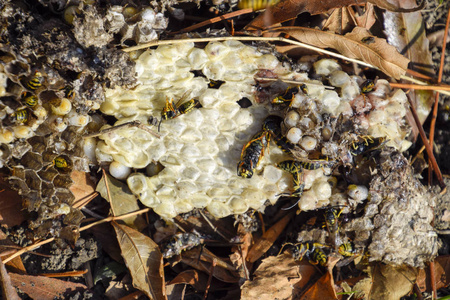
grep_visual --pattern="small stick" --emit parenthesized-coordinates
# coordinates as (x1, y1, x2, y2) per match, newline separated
(253, 77, 335, 89)
(390, 82, 450, 93)
(428, 6, 450, 186)
(173, 9, 253, 34)
(83, 121, 160, 139)
(203, 258, 216, 300)
(198, 210, 229, 241)
(407, 96, 446, 191)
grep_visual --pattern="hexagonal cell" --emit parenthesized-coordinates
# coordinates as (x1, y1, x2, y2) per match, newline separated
(40, 180, 55, 199)
(8, 177, 30, 195)
(25, 170, 42, 191)
(55, 188, 75, 204)
(21, 151, 44, 170)
(38, 167, 59, 182)
(53, 174, 73, 189)
(22, 191, 42, 212)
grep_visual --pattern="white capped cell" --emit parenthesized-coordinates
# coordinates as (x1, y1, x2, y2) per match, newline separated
(329, 70, 351, 87)
(285, 111, 300, 127)
(321, 90, 340, 114)
(13, 125, 32, 139)
(204, 42, 230, 60)
(299, 136, 317, 151)
(314, 59, 341, 76)
(109, 161, 131, 180)
(188, 47, 209, 70)
(0, 128, 14, 143)
(154, 201, 177, 219)
(207, 201, 232, 218)
(299, 190, 318, 210)
(287, 127, 302, 144)
(228, 197, 249, 214)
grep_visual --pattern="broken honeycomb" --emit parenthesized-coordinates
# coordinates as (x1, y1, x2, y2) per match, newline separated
(96, 41, 413, 219)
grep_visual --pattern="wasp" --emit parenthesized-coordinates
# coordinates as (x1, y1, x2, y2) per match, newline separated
(338, 242, 358, 257)
(285, 242, 328, 266)
(310, 247, 328, 266)
(161, 232, 204, 259)
(208, 79, 224, 89)
(297, 159, 337, 170)
(276, 160, 303, 174)
(24, 71, 44, 90)
(262, 115, 295, 153)
(53, 156, 69, 169)
(12, 109, 28, 124)
(323, 206, 344, 235)
(178, 99, 201, 115)
(361, 79, 375, 94)
(159, 98, 202, 131)
(61, 85, 75, 100)
(237, 0, 280, 11)
(237, 131, 269, 178)
(20, 92, 38, 108)
(271, 85, 301, 106)
(349, 136, 386, 156)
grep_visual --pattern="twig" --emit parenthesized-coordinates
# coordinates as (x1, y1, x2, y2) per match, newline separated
(203, 258, 216, 300)
(430, 261, 437, 300)
(83, 121, 160, 139)
(390, 82, 450, 93)
(2, 207, 151, 264)
(173, 9, 254, 34)
(428, 6, 450, 186)
(254, 77, 335, 89)
(407, 96, 446, 191)
(400, 75, 450, 97)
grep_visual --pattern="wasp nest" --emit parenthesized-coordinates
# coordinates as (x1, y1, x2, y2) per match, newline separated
(96, 41, 413, 220)
(340, 150, 438, 267)
(0, 1, 125, 240)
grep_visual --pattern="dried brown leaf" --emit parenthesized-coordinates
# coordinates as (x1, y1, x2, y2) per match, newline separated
(322, 8, 355, 35)
(70, 170, 96, 208)
(181, 247, 241, 283)
(241, 253, 301, 300)
(274, 26, 409, 79)
(112, 222, 166, 300)
(369, 264, 417, 300)
(383, 0, 433, 125)
(355, 3, 377, 30)
(167, 270, 208, 291)
(246, 212, 294, 263)
(0, 177, 25, 227)
(0, 258, 20, 300)
(416, 255, 450, 292)
(245, 0, 423, 31)
(0, 231, 26, 274)
(89, 223, 123, 263)
(300, 272, 337, 300)
(97, 173, 147, 231)
(9, 273, 86, 300)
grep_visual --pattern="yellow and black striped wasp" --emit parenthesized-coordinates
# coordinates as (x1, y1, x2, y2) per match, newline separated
(12, 109, 29, 124)
(276, 160, 305, 209)
(159, 97, 202, 131)
(237, 131, 269, 178)
(360, 79, 375, 94)
(282, 242, 329, 266)
(262, 115, 295, 153)
(237, 0, 280, 11)
(338, 242, 358, 257)
(52, 156, 72, 173)
(20, 91, 38, 108)
(22, 70, 44, 90)
(271, 84, 307, 106)
(349, 136, 386, 156)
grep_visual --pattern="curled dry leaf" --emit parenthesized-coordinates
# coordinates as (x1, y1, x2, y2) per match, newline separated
(181, 247, 241, 283)
(416, 255, 450, 292)
(241, 253, 302, 300)
(9, 273, 86, 300)
(112, 222, 166, 300)
(273, 26, 409, 80)
(167, 269, 209, 291)
(245, 0, 424, 31)
(384, 0, 433, 125)
(0, 258, 20, 300)
(97, 173, 147, 231)
(246, 211, 294, 263)
(369, 264, 417, 300)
